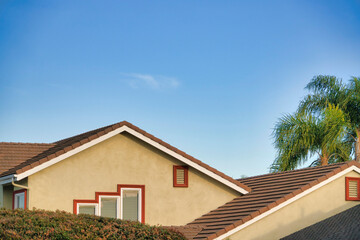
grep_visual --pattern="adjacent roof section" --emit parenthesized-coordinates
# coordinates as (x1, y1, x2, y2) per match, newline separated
(166, 225, 206, 239)
(0, 121, 250, 194)
(282, 204, 360, 240)
(185, 161, 360, 240)
(0, 142, 55, 175)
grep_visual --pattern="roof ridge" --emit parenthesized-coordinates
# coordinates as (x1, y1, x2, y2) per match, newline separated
(237, 162, 347, 181)
(0, 142, 54, 145)
(53, 122, 124, 144)
(119, 122, 251, 193)
(0, 121, 251, 194)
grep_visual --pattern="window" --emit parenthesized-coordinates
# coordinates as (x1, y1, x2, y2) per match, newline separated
(13, 189, 27, 209)
(121, 189, 141, 221)
(173, 166, 188, 187)
(74, 185, 145, 223)
(78, 203, 98, 215)
(346, 177, 360, 201)
(100, 196, 120, 218)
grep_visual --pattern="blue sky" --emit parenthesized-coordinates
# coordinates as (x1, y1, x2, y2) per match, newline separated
(1, 1, 360, 178)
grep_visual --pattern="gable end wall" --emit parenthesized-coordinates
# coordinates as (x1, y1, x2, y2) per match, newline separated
(27, 133, 239, 225)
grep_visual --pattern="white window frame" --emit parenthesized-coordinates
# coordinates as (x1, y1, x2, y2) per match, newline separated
(75, 188, 142, 221)
(98, 195, 121, 218)
(120, 188, 142, 221)
(77, 203, 99, 216)
(14, 191, 25, 209)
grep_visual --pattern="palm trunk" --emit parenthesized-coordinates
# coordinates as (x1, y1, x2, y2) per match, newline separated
(355, 129, 360, 162)
(320, 153, 329, 166)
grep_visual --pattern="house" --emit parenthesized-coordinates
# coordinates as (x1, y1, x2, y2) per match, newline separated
(0, 121, 359, 239)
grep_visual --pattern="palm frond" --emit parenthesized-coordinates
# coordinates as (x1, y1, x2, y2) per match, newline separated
(271, 75, 359, 172)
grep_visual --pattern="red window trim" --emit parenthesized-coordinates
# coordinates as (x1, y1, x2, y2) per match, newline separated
(12, 189, 27, 210)
(345, 177, 360, 201)
(173, 165, 188, 187)
(73, 184, 145, 223)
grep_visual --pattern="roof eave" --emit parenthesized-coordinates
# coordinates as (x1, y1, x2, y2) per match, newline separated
(0, 174, 15, 185)
(14, 124, 250, 194)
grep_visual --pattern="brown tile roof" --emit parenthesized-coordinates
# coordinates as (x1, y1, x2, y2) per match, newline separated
(166, 225, 206, 239)
(0, 121, 250, 193)
(0, 142, 55, 175)
(186, 161, 360, 240)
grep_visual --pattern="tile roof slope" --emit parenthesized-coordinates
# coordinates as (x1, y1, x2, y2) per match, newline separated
(186, 161, 360, 240)
(0, 121, 250, 193)
(0, 123, 114, 177)
(281, 204, 360, 240)
(0, 142, 55, 175)
(165, 225, 206, 239)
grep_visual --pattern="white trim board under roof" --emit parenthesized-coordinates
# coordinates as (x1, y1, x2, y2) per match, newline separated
(10, 123, 249, 195)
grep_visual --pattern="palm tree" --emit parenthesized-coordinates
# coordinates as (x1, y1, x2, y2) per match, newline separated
(271, 105, 351, 172)
(298, 75, 360, 162)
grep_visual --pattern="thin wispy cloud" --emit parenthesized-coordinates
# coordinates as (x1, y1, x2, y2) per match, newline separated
(122, 73, 180, 90)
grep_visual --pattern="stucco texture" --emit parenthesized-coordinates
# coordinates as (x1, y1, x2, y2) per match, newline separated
(28, 133, 239, 226)
(227, 170, 360, 240)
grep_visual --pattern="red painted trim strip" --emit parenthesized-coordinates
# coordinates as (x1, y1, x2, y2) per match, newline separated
(12, 189, 27, 210)
(345, 177, 360, 201)
(173, 165, 189, 187)
(73, 184, 146, 223)
(73, 199, 97, 214)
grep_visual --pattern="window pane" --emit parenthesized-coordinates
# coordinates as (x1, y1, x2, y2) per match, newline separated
(101, 198, 117, 218)
(123, 190, 139, 221)
(79, 206, 96, 215)
(15, 194, 24, 209)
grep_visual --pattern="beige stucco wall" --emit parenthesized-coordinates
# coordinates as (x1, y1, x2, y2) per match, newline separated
(228, 170, 360, 240)
(28, 133, 239, 225)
